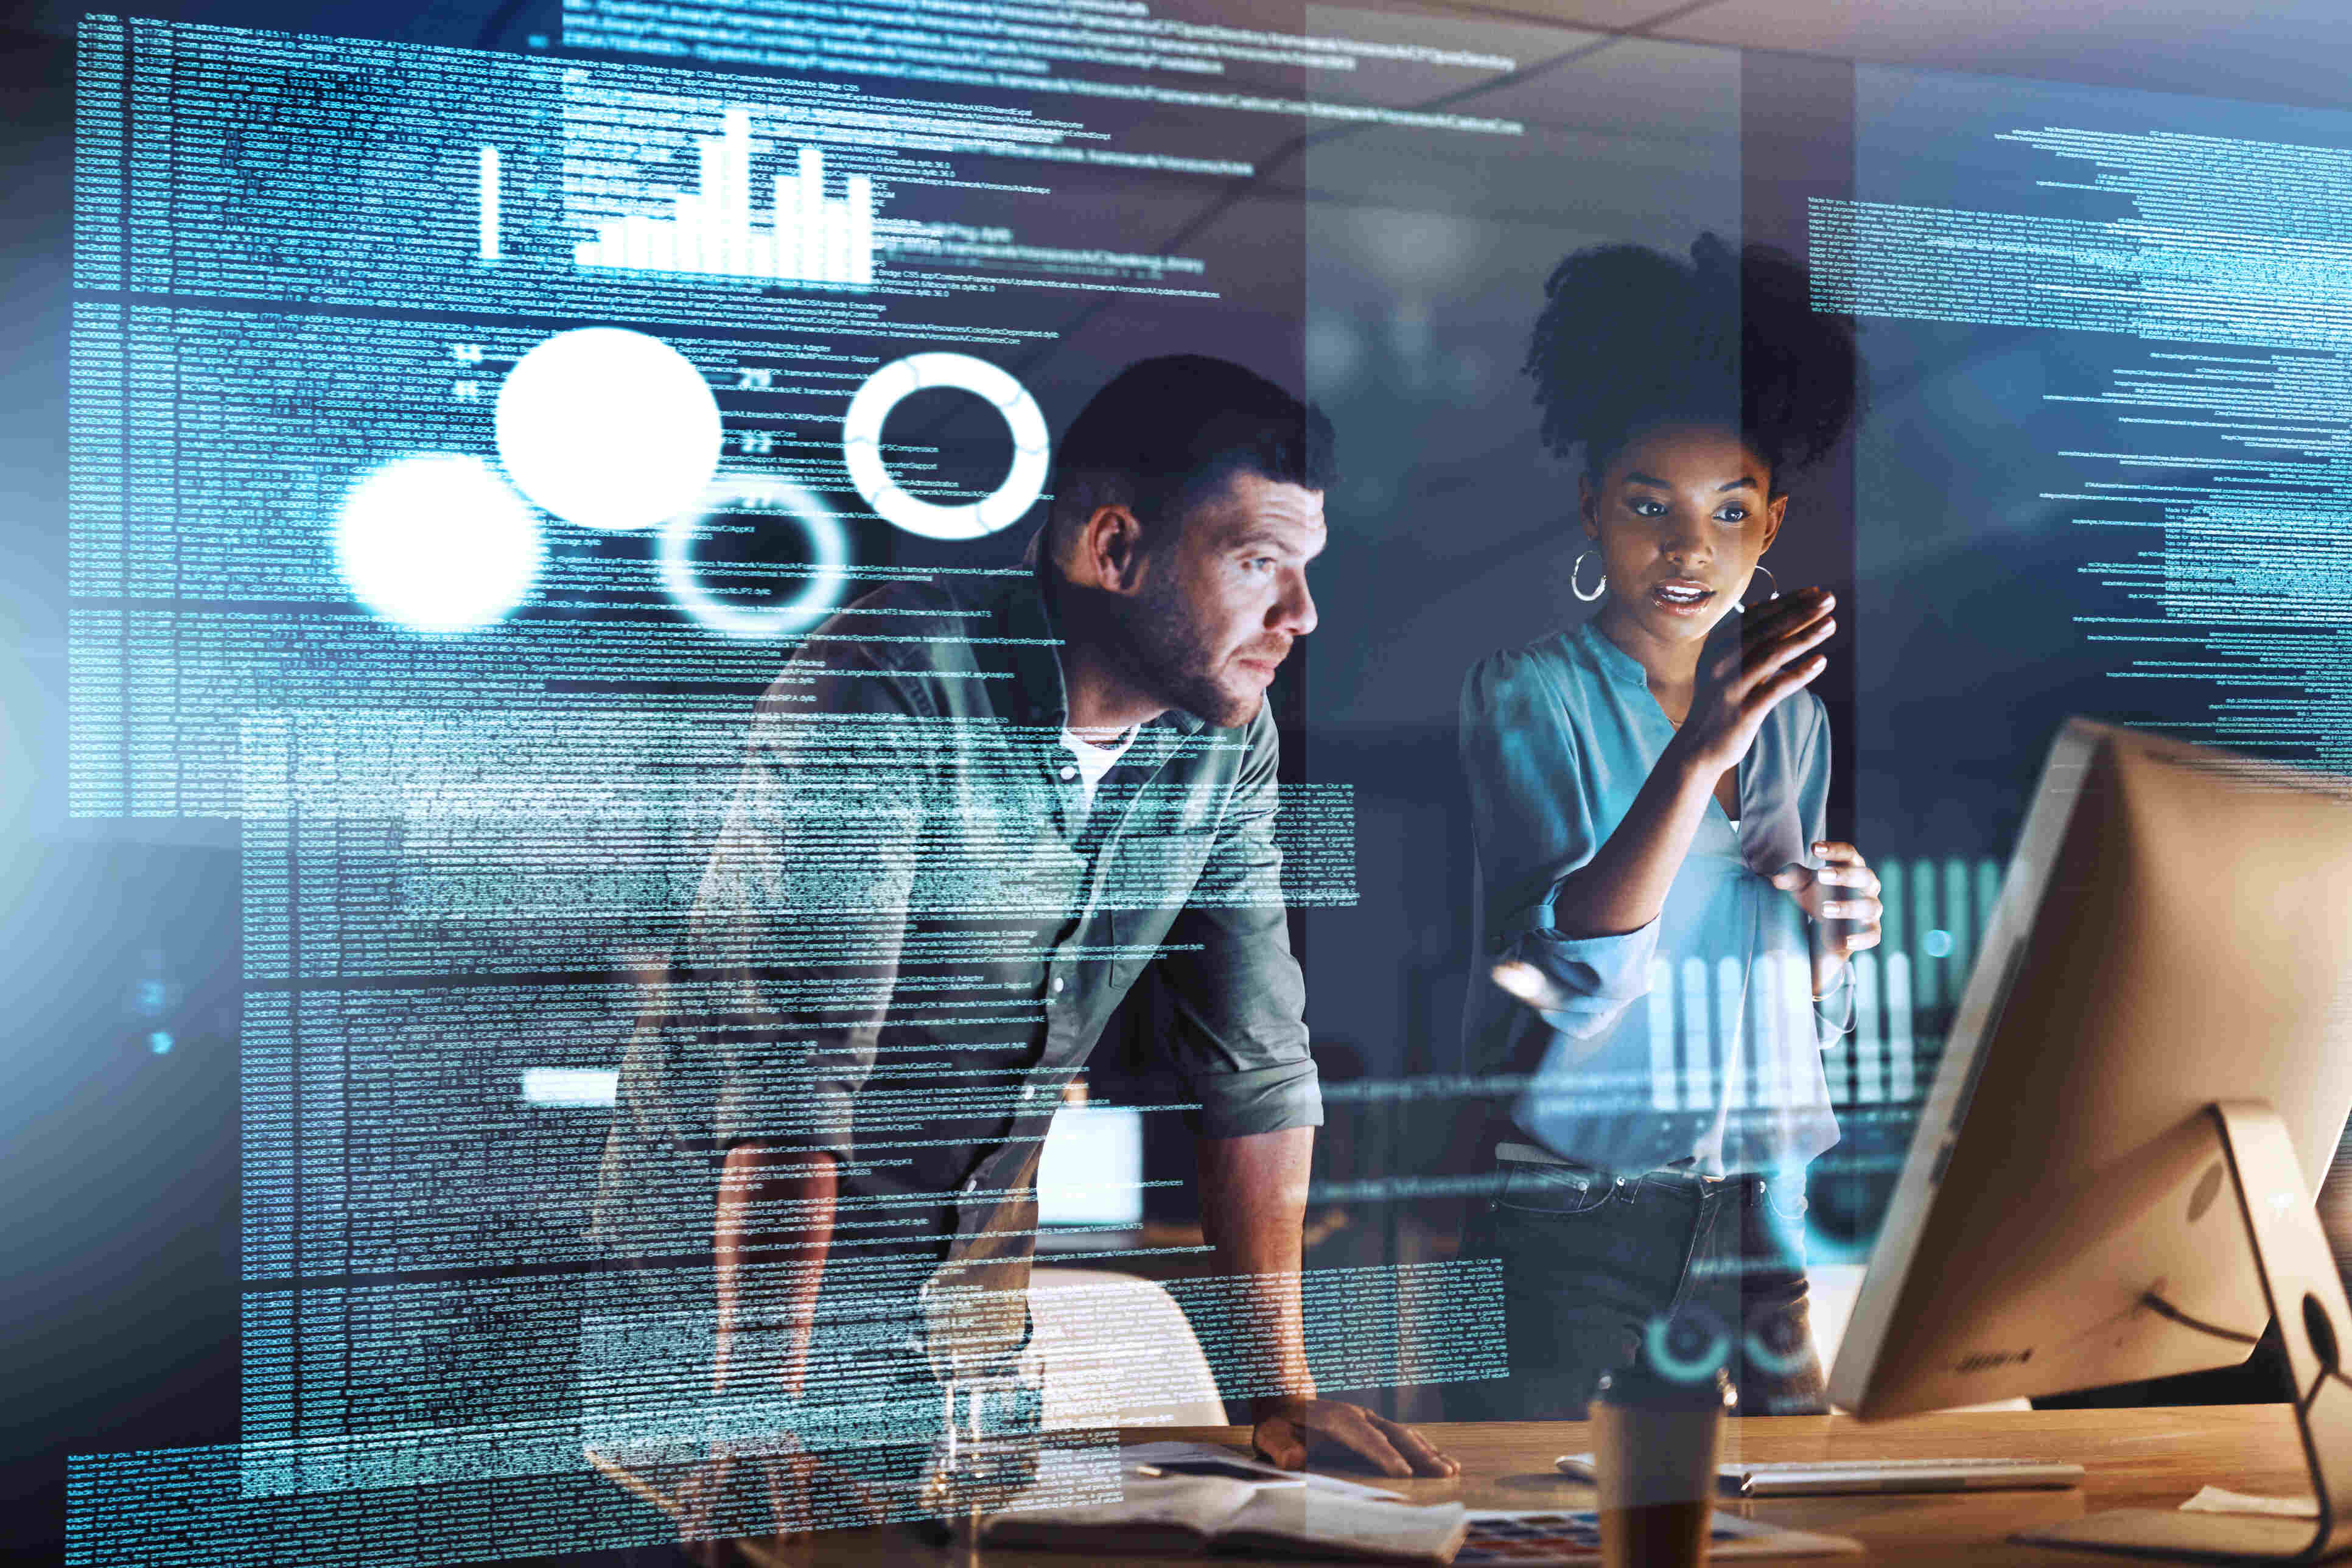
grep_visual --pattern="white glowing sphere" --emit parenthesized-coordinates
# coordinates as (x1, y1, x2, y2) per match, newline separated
(334, 455, 543, 633)
(494, 327, 722, 531)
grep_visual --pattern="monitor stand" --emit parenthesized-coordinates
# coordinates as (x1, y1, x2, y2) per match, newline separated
(2017, 1102, 2352, 1563)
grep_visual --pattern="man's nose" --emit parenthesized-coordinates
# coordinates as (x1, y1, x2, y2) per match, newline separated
(1272, 569, 1317, 637)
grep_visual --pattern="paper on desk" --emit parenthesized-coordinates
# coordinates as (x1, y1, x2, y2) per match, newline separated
(2180, 1486, 2320, 1519)
(1123, 1440, 1408, 1500)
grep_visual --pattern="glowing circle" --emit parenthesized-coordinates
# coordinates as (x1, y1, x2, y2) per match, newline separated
(334, 455, 543, 633)
(841, 352, 1049, 541)
(661, 474, 852, 639)
(1642, 1309, 1733, 1387)
(495, 327, 722, 531)
(1741, 1328, 1814, 1378)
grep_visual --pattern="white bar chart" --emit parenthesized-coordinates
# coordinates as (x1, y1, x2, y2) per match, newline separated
(477, 145, 500, 262)
(1681, 957, 1713, 1108)
(1852, 952, 1885, 1104)
(1636, 948, 1922, 1115)
(1886, 952, 1917, 1102)
(1647, 960, 1677, 1110)
(1603, 853, 2009, 1116)
(575, 108, 874, 286)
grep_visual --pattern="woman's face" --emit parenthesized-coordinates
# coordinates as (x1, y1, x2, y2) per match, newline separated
(1581, 422, 1785, 650)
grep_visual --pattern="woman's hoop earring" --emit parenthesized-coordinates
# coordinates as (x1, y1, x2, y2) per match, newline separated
(1745, 562, 1779, 605)
(1571, 548, 1607, 603)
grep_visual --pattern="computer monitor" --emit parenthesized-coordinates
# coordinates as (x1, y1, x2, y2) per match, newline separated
(1829, 718, 2352, 1561)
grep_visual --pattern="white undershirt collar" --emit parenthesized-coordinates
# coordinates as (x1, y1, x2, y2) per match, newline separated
(1059, 726, 1136, 807)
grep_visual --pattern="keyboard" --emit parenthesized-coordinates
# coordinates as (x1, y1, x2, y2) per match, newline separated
(1555, 1452, 2084, 1495)
(1460, 1510, 1862, 1561)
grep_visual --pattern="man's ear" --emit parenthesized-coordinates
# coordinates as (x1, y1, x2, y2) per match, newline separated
(1070, 504, 1148, 594)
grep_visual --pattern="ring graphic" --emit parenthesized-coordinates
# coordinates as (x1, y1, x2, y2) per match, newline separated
(841, 352, 1049, 540)
(661, 473, 851, 638)
(1741, 1326, 1815, 1378)
(1643, 1308, 1734, 1386)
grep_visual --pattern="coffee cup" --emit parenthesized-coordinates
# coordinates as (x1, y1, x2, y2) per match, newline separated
(1592, 1359, 1734, 1568)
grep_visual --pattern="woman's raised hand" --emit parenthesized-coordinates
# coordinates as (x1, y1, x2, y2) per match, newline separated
(1672, 587, 1836, 776)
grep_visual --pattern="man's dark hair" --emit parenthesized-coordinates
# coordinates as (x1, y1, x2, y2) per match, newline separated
(1043, 354, 1337, 568)
(1525, 234, 1858, 495)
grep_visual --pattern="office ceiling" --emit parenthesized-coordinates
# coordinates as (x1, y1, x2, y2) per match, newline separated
(13, 0, 2352, 116)
(1398, 0, 2352, 112)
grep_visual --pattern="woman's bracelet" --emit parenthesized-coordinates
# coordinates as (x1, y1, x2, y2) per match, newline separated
(1811, 953, 1853, 1001)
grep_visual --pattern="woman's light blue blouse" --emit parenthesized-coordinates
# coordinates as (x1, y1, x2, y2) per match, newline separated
(1459, 618, 1846, 1178)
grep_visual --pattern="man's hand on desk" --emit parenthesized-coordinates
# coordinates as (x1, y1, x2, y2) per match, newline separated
(1250, 1394, 1461, 1479)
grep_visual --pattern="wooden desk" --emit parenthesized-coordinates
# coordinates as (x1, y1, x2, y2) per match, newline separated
(684, 1407, 2310, 1566)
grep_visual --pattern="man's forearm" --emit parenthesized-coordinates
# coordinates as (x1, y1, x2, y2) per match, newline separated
(714, 1143, 839, 1396)
(1195, 1126, 1315, 1408)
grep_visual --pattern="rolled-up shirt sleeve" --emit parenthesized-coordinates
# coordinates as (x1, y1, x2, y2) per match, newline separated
(689, 656, 932, 1160)
(1460, 649, 1659, 1041)
(593, 649, 928, 1260)
(1152, 707, 1322, 1138)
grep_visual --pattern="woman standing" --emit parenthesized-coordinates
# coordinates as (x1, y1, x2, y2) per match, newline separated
(1453, 236, 1883, 1419)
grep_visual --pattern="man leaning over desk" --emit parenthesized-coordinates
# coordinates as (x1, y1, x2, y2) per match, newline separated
(593, 354, 1455, 1542)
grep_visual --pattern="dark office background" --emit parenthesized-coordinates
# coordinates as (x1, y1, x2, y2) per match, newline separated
(18, 0, 2352, 1559)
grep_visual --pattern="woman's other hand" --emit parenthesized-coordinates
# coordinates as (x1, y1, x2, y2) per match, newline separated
(1672, 588, 1835, 777)
(1771, 841, 1883, 994)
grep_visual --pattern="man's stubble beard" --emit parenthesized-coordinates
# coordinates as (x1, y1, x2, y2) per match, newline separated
(1116, 562, 1261, 730)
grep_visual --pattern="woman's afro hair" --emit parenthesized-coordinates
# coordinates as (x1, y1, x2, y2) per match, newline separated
(1525, 233, 1858, 489)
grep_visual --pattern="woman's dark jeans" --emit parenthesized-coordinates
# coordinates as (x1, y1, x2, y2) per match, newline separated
(1447, 1158, 1827, 1419)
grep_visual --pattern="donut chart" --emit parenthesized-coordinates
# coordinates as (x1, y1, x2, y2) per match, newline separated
(841, 352, 1049, 541)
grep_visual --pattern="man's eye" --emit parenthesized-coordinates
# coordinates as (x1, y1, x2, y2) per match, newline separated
(1244, 557, 1276, 572)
